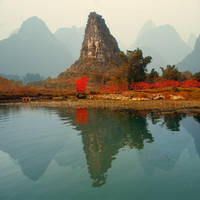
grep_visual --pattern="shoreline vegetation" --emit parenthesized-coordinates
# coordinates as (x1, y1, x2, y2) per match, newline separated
(1, 84, 200, 113)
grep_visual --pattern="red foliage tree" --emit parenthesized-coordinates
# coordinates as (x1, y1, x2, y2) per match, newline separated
(181, 80, 200, 88)
(100, 85, 128, 93)
(100, 79, 200, 93)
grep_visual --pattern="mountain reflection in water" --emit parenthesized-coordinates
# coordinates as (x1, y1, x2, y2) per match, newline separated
(0, 106, 200, 190)
(73, 109, 153, 187)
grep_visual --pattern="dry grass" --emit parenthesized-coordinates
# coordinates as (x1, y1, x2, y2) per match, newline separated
(0, 87, 76, 100)
(121, 87, 200, 100)
(2, 100, 200, 114)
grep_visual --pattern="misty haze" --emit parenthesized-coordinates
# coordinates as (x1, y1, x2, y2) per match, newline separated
(0, 1, 200, 200)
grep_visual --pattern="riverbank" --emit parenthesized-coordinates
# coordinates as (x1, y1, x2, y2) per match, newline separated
(1, 86, 200, 114)
(1, 99, 200, 114)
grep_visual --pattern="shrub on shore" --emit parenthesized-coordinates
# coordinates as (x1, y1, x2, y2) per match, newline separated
(100, 80, 200, 93)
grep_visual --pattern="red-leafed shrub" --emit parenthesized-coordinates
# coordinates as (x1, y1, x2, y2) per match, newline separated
(99, 79, 200, 93)
(130, 82, 151, 90)
(180, 80, 200, 88)
(100, 85, 128, 93)
(151, 80, 180, 88)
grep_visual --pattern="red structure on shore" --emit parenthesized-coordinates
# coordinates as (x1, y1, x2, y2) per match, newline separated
(75, 77, 88, 93)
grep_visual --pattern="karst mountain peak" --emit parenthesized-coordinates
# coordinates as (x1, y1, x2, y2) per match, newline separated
(79, 12, 120, 65)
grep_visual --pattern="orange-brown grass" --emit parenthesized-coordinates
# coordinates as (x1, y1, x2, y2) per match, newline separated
(121, 87, 200, 100)
(0, 86, 76, 100)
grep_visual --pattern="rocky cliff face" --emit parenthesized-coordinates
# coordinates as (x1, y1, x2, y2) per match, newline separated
(80, 12, 120, 65)
(55, 12, 121, 87)
(58, 12, 121, 77)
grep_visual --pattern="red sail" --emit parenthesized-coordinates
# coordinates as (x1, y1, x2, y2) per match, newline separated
(75, 77, 88, 92)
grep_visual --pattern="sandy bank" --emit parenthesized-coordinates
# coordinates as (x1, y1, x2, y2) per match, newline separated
(1, 99, 200, 113)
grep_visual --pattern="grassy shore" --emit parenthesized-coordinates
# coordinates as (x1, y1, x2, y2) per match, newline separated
(1, 99, 200, 114)
(1, 86, 200, 113)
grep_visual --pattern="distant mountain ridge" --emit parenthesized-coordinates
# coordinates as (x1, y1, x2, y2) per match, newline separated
(130, 21, 191, 72)
(0, 16, 198, 80)
(137, 20, 156, 38)
(177, 35, 200, 73)
(55, 26, 84, 62)
(0, 73, 45, 84)
(0, 16, 73, 77)
(187, 34, 197, 49)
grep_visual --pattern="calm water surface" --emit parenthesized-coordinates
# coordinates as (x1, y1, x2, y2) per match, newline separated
(0, 106, 200, 200)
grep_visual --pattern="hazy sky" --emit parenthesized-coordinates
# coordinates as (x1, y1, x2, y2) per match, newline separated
(0, 0, 199, 45)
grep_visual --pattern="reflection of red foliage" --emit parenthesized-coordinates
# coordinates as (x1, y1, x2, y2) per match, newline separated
(76, 108, 88, 125)
(75, 77, 88, 92)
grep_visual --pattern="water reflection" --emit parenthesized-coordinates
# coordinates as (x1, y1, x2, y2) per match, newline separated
(76, 108, 88, 125)
(149, 112, 185, 132)
(0, 106, 200, 189)
(163, 114, 184, 132)
(0, 106, 69, 181)
(55, 109, 200, 187)
(56, 109, 153, 187)
(182, 114, 200, 158)
(77, 110, 153, 187)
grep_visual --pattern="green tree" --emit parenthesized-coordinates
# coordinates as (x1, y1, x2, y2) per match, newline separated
(116, 49, 152, 87)
(181, 71, 192, 80)
(146, 68, 159, 83)
(161, 65, 182, 81)
(193, 72, 200, 82)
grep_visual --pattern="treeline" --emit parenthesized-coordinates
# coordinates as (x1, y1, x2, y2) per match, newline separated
(93, 49, 200, 88)
(0, 73, 45, 85)
(114, 49, 200, 84)
(0, 76, 22, 88)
